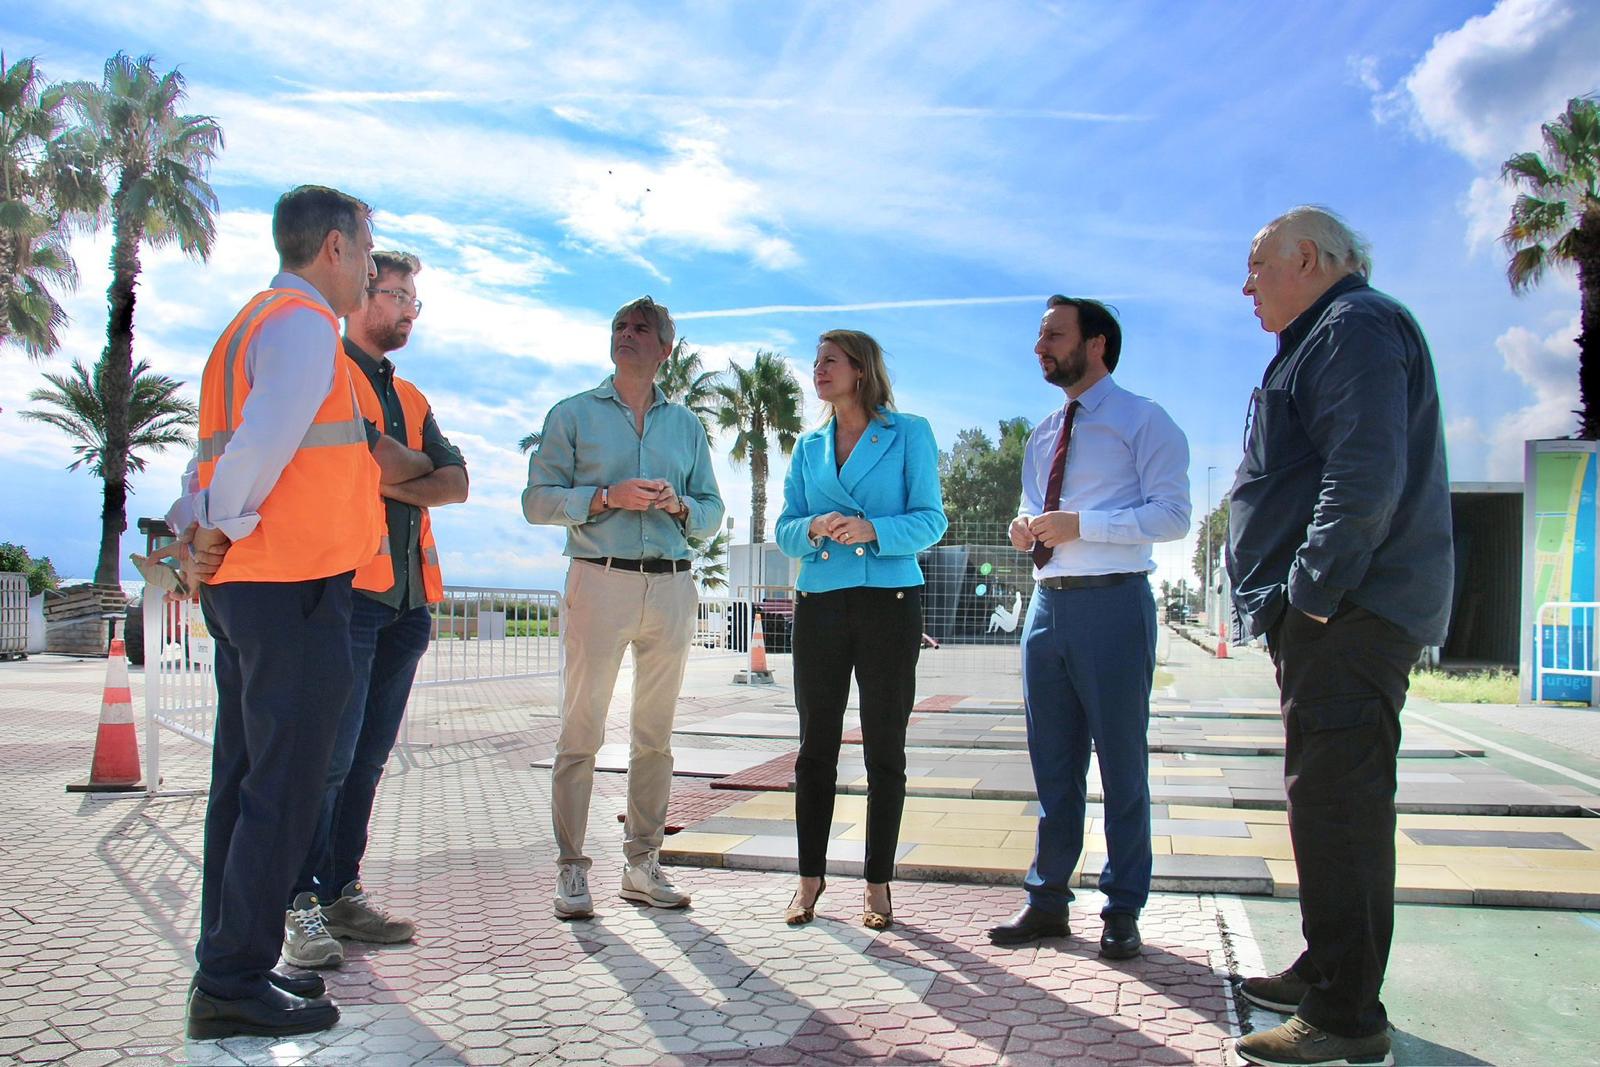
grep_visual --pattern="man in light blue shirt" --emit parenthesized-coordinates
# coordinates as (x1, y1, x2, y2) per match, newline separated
(523, 296, 724, 920)
(988, 296, 1190, 961)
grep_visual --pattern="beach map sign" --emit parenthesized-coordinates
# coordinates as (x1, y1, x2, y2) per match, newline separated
(1521, 439, 1598, 704)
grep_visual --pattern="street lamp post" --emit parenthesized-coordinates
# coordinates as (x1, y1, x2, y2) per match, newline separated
(1204, 466, 1217, 634)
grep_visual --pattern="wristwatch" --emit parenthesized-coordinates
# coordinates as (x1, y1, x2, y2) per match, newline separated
(600, 486, 610, 510)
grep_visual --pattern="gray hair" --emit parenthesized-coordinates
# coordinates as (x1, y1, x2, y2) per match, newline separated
(272, 185, 370, 269)
(612, 295, 675, 348)
(1256, 205, 1372, 280)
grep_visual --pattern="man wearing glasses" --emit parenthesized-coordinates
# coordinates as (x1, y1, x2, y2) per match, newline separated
(281, 250, 470, 970)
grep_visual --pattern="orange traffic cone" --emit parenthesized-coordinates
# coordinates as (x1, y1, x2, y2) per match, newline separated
(732, 611, 776, 685)
(67, 631, 143, 793)
(1215, 632, 1230, 659)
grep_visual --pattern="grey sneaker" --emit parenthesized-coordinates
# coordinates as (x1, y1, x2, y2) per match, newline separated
(620, 855, 691, 908)
(282, 892, 344, 969)
(555, 863, 593, 919)
(1237, 1015, 1393, 1067)
(1240, 968, 1311, 1014)
(321, 880, 415, 944)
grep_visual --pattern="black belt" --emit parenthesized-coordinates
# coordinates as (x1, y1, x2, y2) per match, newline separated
(576, 556, 690, 574)
(1037, 571, 1145, 591)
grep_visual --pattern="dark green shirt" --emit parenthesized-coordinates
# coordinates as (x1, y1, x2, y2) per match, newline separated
(346, 338, 467, 610)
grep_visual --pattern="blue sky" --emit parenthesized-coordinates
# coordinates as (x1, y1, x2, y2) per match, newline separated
(2, 0, 1595, 592)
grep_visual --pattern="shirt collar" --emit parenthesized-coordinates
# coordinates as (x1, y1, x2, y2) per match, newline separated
(343, 336, 391, 377)
(1067, 373, 1118, 414)
(1276, 273, 1367, 356)
(595, 374, 667, 408)
(269, 270, 335, 313)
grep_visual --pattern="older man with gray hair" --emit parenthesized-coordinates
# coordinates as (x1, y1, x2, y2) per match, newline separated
(524, 296, 724, 920)
(1227, 206, 1452, 1067)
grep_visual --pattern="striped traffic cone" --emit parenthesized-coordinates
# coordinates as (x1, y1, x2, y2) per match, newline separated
(67, 630, 143, 793)
(732, 611, 776, 685)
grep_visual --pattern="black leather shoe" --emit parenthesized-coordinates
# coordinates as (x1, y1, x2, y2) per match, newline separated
(268, 967, 326, 999)
(987, 904, 1070, 946)
(1099, 912, 1142, 960)
(186, 983, 339, 1040)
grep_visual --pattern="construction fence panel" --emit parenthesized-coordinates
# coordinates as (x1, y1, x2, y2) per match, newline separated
(0, 573, 27, 659)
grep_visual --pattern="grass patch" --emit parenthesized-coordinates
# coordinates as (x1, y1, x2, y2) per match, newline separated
(1409, 668, 1519, 705)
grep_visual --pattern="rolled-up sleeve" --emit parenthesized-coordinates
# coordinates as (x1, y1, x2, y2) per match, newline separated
(1076, 405, 1191, 545)
(1286, 316, 1409, 618)
(522, 403, 597, 527)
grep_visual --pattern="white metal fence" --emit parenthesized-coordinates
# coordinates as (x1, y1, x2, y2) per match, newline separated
(0, 573, 27, 659)
(1533, 601, 1599, 704)
(140, 584, 566, 795)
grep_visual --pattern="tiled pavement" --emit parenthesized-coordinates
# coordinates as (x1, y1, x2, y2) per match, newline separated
(0, 648, 1240, 1065)
(4, 635, 1598, 1063)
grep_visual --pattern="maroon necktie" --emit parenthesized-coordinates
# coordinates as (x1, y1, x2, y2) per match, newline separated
(1031, 400, 1079, 568)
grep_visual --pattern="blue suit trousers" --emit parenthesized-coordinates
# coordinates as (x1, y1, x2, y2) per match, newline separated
(1021, 578, 1155, 917)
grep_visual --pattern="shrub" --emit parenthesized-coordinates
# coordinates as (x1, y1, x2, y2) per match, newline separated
(0, 542, 62, 596)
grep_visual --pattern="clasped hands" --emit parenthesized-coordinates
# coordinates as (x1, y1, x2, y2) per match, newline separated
(1008, 511, 1080, 551)
(175, 523, 232, 587)
(809, 512, 876, 545)
(605, 478, 688, 518)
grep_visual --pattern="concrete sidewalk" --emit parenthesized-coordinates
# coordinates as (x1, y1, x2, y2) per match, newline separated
(0, 630, 1595, 1064)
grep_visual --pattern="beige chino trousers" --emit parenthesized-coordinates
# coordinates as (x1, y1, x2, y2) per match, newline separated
(551, 560, 697, 867)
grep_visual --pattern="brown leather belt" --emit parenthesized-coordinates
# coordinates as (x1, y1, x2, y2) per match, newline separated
(576, 556, 690, 574)
(1037, 571, 1145, 591)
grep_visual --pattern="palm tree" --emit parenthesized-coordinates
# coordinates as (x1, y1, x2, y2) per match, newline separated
(518, 430, 541, 453)
(714, 349, 803, 543)
(0, 54, 103, 358)
(21, 359, 199, 565)
(1501, 94, 1600, 439)
(658, 339, 719, 439)
(70, 53, 222, 583)
(689, 529, 730, 592)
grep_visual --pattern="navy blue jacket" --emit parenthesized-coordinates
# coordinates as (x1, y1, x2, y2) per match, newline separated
(1227, 275, 1454, 646)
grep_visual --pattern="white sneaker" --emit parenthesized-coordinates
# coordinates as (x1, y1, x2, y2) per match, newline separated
(555, 863, 593, 919)
(620, 855, 691, 908)
(283, 892, 344, 968)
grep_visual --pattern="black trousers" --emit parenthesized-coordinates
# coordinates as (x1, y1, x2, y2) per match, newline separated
(195, 574, 356, 999)
(1269, 602, 1421, 1039)
(792, 585, 922, 883)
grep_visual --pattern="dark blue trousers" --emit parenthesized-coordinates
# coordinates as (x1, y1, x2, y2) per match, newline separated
(292, 597, 432, 901)
(195, 575, 355, 999)
(1020, 578, 1156, 917)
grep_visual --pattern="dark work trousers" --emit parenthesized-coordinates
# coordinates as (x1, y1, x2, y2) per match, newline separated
(195, 574, 356, 1000)
(292, 597, 433, 903)
(1269, 603, 1421, 1039)
(792, 585, 922, 884)
(1021, 578, 1156, 917)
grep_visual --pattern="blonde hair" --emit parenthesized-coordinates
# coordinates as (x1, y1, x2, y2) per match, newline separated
(818, 329, 895, 424)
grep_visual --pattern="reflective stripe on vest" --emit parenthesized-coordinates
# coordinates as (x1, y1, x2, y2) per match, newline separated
(349, 361, 447, 603)
(196, 290, 383, 584)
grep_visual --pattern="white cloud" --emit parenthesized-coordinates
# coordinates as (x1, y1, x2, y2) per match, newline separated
(1373, 0, 1600, 249)
(1485, 314, 1581, 477)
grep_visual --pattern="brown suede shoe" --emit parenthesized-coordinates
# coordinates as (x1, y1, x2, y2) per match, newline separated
(1239, 968, 1311, 1013)
(1236, 1016, 1393, 1067)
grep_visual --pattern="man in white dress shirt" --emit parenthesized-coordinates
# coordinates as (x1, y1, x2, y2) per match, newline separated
(987, 296, 1190, 960)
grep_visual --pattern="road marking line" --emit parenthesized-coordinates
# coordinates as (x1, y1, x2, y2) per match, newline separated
(1409, 712, 1600, 793)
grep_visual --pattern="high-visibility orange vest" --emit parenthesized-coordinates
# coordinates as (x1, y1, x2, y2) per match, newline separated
(196, 289, 383, 584)
(349, 361, 446, 603)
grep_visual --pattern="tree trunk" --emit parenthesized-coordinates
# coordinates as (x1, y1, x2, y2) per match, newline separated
(1575, 211, 1600, 440)
(99, 474, 127, 590)
(749, 411, 767, 544)
(94, 175, 144, 586)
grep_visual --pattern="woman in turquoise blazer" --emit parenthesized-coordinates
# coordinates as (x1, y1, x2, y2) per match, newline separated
(774, 329, 948, 929)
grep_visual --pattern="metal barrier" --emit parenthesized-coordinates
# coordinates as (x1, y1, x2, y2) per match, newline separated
(0, 573, 27, 660)
(1534, 601, 1599, 704)
(419, 586, 563, 687)
(693, 595, 744, 653)
(142, 591, 218, 793)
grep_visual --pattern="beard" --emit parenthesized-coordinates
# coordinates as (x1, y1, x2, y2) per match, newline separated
(370, 322, 412, 353)
(1042, 341, 1087, 388)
